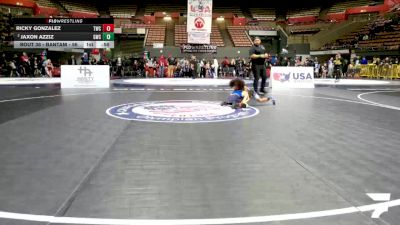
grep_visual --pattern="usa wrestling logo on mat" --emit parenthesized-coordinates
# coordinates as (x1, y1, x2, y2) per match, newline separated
(106, 100, 259, 123)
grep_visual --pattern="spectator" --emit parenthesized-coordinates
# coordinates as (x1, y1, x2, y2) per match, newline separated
(116, 56, 123, 76)
(20, 52, 29, 76)
(222, 57, 229, 77)
(314, 57, 320, 78)
(230, 58, 236, 76)
(333, 53, 344, 81)
(281, 57, 289, 66)
(321, 63, 328, 78)
(122, 56, 131, 76)
(289, 57, 296, 66)
(90, 57, 97, 65)
(195, 59, 201, 78)
(9, 59, 17, 77)
(354, 57, 360, 66)
(189, 55, 197, 79)
(44, 59, 53, 77)
(81, 53, 90, 65)
(29, 54, 36, 77)
(360, 57, 368, 65)
(295, 56, 302, 67)
(158, 55, 167, 78)
(212, 58, 219, 78)
(328, 57, 334, 78)
(236, 57, 245, 78)
(167, 55, 176, 78)
(205, 60, 211, 78)
(199, 59, 205, 78)
(0, 53, 6, 77)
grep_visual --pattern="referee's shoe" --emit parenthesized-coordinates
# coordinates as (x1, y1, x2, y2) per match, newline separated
(259, 89, 267, 95)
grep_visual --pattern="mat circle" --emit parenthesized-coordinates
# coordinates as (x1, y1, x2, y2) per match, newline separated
(106, 100, 259, 123)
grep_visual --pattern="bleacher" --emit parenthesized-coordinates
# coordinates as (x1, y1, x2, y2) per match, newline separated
(174, 25, 224, 46)
(59, 1, 99, 15)
(228, 26, 252, 47)
(34, 0, 58, 8)
(109, 5, 137, 18)
(145, 25, 166, 46)
(286, 8, 320, 19)
(249, 8, 276, 21)
(0, 5, 34, 16)
(174, 25, 185, 46)
(121, 23, 150, 29)
(228, 26, 274, 47)
(324, 17, 400, 50)
(210, 26, 224, 46)
(288, 26, 321, 34)
(144, 3, 185, 15)
(327, 0, 371, 14)
(0, 6, 33, 46)
(0, 10, 10, 45)
(287, 23, 332, 34)
(213, 6, 243, 17)
(358, 25, 400, 50)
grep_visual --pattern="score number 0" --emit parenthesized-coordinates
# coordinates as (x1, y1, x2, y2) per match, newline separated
(102, 24, 114, 32)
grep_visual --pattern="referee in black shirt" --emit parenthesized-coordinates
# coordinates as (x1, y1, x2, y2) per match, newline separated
(249, 37, 268, 94)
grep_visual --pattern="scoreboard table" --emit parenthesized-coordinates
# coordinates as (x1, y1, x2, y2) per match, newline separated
(13, 18, 114, 49)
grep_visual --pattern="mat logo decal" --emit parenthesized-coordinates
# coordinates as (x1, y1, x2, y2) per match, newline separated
(273, 72, 290, 82)
(106, 100, 259, 123)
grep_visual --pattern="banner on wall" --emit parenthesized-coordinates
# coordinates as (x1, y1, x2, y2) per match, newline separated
(181, 44, 217, 54)
(188, 32, 210, 44)
(187, 0, 212, 33)
(61, 65, 110, 88)
(270, 66, 315, 89)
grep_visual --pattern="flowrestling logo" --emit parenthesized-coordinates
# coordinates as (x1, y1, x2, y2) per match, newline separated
(106, 100, 259, 123)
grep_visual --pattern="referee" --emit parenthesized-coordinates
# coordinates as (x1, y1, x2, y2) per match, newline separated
(249, 37, 268, 94)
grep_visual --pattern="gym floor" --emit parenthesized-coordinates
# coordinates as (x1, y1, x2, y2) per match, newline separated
(0, 81, 399, 225)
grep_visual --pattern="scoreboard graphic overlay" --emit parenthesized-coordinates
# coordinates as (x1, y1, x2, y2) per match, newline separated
(13, 18, 114, 49)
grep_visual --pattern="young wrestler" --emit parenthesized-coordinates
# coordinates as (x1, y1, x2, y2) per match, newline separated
(221, 78, 275, 109)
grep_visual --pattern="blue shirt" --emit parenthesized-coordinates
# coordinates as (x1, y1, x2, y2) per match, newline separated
(232, 90, 243, 97)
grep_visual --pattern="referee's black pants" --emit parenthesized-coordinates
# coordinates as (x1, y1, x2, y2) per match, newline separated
(252, 64, 266, 92)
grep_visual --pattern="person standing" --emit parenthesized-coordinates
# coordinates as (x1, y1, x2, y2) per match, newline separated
(249, 37, 268, 94)
(333, 53, 344, 82)
(189, 55, 197, 79)
(81, 53, 90, 65)
(314, 57, 320, 78)
(167, 55, 175, 78)
(68, 55, 77, 65)
(158, 55, 167, 78)
(328, 57, 334, 78)
(116, 56, 123, 77)
(212, 58, 219, 78)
